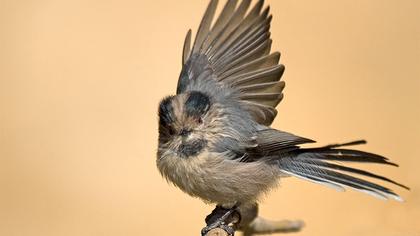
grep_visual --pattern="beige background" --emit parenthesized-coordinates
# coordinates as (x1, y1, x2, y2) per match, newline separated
(1, 0, 419, 235)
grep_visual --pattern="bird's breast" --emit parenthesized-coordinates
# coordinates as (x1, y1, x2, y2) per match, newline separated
(157, 150, 281, 205)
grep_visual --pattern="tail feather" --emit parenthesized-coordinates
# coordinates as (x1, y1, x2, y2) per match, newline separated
(278, 140, 408, 201)
(300, 159, 409, 190)
(318, 139, 367, 149)
(296, 140, 396, 165)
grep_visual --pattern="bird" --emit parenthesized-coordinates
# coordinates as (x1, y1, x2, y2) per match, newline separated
(156, 0, 409, 234)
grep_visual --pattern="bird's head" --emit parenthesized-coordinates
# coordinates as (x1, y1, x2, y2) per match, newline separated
(157, 91, 215, 158)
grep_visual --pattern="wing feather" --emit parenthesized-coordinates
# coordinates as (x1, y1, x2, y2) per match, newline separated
(182, 29, 192, 65)
(220, 52, 280, 79)
(207, 0, 252, 56)
(177, 0, 283, 126)
(247, 128, 315, 156)
(192, 0, 219, 55)
(202, 0, 238, 53)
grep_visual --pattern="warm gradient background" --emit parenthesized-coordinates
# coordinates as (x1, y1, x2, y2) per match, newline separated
(1, 0, 419, 235)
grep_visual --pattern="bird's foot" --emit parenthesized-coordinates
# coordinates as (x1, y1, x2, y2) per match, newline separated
(201, 205, 241, 236)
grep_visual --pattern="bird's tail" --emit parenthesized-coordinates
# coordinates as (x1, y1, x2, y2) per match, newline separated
(277, 140, 409, 201)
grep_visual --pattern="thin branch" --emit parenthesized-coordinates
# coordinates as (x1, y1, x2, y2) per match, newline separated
(202, 216, 304, 236)
(204, 228, 230, 236)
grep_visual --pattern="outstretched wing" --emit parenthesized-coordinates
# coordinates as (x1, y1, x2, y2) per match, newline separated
(177, 0, 284, 126)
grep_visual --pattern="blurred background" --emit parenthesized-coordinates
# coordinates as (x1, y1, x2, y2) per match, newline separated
(1, 0, 419, 235)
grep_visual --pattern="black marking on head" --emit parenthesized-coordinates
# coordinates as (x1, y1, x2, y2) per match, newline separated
(185, 91, 211, 117)
(178, 139, 207, 158)
(158, 96, 175, 127)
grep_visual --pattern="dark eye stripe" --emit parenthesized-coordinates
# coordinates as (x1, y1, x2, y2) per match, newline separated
(185, 91, 210, 117)
(159, 96, 175, 126)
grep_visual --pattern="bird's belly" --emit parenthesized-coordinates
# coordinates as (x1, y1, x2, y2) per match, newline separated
(157, 151, 280, 205)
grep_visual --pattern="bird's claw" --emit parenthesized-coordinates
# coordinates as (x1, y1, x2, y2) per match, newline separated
(201, 205, 240, 236)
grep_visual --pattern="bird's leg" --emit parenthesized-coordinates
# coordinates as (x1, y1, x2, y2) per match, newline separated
(201, 205, 241, 236)
(204, 205, 241, 226)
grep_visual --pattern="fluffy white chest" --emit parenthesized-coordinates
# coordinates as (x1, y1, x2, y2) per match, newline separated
(157, 150, 280, 205)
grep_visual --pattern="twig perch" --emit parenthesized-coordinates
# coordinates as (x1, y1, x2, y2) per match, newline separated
(243, 217, 305, 236)
(201, 204, 304, 236)
(204, 228, 230, 236)
(202, 216, 304, 236)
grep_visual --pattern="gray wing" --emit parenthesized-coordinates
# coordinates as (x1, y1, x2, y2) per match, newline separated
(177, 0, 284, 126)
(234, 128, 314, 162)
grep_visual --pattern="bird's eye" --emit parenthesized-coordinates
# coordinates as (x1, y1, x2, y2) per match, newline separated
(197, 117, 203, 124)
